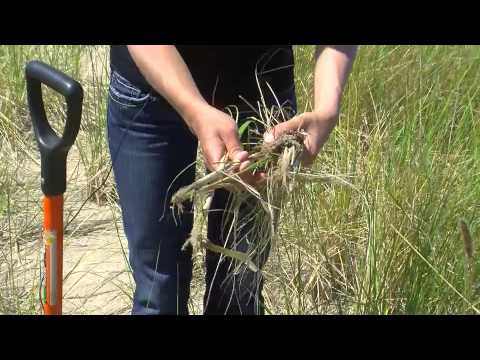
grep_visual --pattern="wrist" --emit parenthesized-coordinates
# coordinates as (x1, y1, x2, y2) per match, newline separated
(307, 103, 340, 136)
(178, 98, 211, 134)
(313, 101, 340, 120)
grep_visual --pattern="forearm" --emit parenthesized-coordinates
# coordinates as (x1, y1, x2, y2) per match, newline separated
(127, 45, 209, 130)
(313, 45, 358, 117)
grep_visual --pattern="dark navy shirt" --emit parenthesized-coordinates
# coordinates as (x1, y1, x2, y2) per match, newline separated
(110, 45, 295, 108)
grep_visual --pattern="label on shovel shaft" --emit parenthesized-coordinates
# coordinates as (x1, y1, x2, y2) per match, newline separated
(43, 230, 57, 306)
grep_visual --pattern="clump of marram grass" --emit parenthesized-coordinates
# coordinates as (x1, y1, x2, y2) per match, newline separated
(170, 102, 350, 277)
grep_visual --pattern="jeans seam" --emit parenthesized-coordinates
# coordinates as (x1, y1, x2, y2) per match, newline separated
(109, 84, 150, 107)
(112, 70, 142, 93)
(108, 91, 149, 108)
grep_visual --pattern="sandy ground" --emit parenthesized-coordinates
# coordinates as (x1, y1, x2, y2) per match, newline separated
(61, 201, 133, 315)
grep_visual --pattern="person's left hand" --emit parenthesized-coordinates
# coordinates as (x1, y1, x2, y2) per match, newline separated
(263, 109, 339, 167)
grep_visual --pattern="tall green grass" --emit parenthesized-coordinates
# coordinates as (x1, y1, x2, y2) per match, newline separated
(263, 45, 480, 314)
(0, 45, 479, 314)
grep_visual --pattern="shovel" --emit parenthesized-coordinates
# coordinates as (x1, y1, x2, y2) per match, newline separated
(25, 60, 83, 315)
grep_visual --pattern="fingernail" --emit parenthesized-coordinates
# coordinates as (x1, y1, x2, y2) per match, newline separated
(235, 150, 248, 161)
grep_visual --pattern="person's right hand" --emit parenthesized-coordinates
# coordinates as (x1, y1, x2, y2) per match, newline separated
(186, 104, 265, 186)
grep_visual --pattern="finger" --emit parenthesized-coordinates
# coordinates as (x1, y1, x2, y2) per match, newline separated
(263, 131, 275, 144)
(301, 129, 325, 168)
(238, 160, 251, 173)
(264, 116, 302, 143)
(253, 172, 267, 187)
(239, 171, 266, 188)
(234, 150, 249, 162)
(301, 134, 317, 167)
(301, 152, 315, 168)
(205, 137, 227, 171)
(222, 128, 249, 163)
(235, 160, 266, 187)
(237, 160, 255, 182)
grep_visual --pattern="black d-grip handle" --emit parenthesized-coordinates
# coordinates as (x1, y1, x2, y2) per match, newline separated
(26, 60, 83, 196)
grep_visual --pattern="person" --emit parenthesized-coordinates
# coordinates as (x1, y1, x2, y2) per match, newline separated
(107, 45, 357, 315)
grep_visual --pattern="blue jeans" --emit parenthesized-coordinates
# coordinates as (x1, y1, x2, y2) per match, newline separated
(107, 70, 296, 315)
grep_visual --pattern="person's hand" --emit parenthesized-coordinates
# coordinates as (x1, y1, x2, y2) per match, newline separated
(187, 104, 265, 186)
(263, 109, 338, 167)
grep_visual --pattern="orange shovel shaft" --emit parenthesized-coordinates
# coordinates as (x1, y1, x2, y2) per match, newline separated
(42, 195, 63, 315)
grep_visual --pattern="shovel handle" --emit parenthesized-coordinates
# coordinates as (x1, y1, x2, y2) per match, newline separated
(26, 60, 83, 196)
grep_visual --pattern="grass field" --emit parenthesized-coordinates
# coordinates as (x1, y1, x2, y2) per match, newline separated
(0, 45, 479, 314)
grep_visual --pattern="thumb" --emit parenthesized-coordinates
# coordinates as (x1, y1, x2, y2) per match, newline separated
(222, 128, 249, 163)
(264, 116, 302, 143)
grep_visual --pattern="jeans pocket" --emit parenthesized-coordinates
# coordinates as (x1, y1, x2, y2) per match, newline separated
(109, 70, 151, 108)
